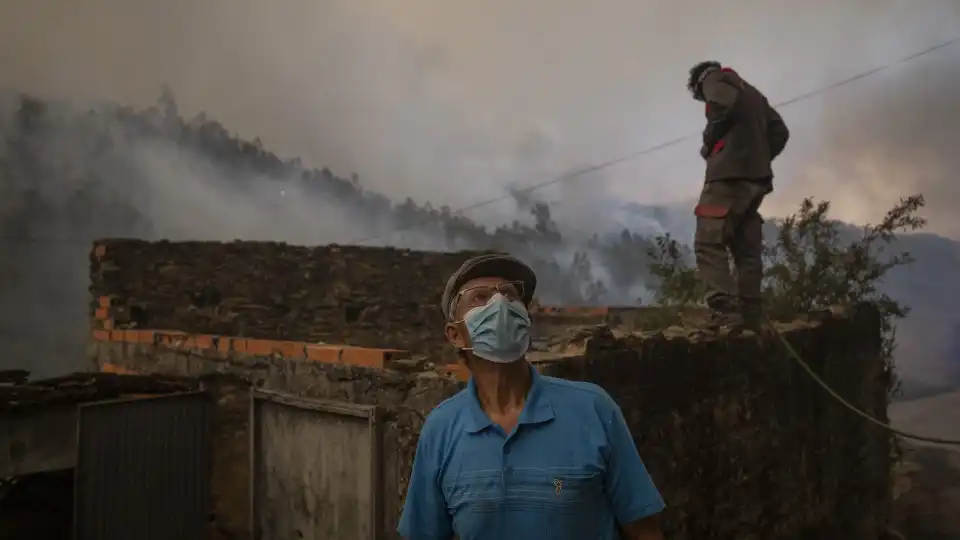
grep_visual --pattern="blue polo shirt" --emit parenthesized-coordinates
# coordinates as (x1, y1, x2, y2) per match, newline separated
(398, 365, 665, 540)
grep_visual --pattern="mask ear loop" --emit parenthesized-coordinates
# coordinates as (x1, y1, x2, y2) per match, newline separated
(455, 315, 478, 354)
(449, 293, 475, 354)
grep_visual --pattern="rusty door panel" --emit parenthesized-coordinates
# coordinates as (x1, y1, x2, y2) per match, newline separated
(74, 392, 210, 540)
(250, 390, 380, 540)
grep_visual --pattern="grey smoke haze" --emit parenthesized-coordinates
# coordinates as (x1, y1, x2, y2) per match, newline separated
(4, 0, 960, 232)
(0, 0, 959, 387)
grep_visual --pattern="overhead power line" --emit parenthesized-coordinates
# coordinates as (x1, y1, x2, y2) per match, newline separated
(350, 33, 960, 245)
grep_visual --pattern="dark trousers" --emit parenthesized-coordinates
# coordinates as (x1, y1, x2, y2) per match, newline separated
(693, 178, 771, 310)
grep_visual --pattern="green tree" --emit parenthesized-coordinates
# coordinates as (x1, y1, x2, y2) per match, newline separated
(646, 194, 927, 396)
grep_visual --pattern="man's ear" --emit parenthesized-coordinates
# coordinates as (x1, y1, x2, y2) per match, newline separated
(444, 321, 470, 349)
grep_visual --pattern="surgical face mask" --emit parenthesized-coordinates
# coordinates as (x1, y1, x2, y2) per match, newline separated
(461, 293, 531, 364)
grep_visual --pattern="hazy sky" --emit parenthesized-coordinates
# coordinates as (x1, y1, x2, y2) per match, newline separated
(2, 0, 959, 237)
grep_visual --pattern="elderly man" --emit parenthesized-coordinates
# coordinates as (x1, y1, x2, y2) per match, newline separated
(398, 254, 666, 540)
(687, 60, 790, 328)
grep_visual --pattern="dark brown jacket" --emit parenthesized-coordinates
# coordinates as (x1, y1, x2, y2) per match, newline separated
(701, 68, 789, 182)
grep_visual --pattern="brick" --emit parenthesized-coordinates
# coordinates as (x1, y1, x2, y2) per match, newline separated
(245, 339, 277, 357)
(94, 307, 110, 319)
(157, 331, 192, 349)
(239, 338, 309, 358)
(134, 330, 156, 344)
(195, 335, 215, 350)
(340, 347, 390, 369)
(273, 341, 306, 358)
(93, 329, 110, 341)
(121, 330, 157, 344)
(305, 345, 340, 363)
(98, 296, 111, 308)
(101, 362, 139, 374)
(102, 319, 115, 330)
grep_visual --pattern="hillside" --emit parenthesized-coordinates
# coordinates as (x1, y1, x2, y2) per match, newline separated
(889, 391, 960, 539)
(890, 390, 960, 445)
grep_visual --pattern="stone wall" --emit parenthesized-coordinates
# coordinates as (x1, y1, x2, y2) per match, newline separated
(90, 304, 893, 540)
(537, 305, 892, 539)
(89, 239, 493, 361)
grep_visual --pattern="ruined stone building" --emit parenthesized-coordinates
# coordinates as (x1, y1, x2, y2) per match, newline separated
(3, 239, 895, 540)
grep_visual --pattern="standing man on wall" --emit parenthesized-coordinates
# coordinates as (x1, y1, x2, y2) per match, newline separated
(398, 253, 666, 540)
(687, 60, 790, 328)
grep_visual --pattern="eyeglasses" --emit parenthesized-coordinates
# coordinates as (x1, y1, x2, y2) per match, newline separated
(452, 280, 525, 318)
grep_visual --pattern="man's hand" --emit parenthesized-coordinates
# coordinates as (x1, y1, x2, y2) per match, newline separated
(702, 115, 732, 147)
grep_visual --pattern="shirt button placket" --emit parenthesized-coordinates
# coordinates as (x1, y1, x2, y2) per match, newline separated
(500, 441, 509, 540)
(500, 441, 511, 497)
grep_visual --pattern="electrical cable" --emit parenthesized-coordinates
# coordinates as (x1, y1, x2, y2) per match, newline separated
(762, 317, 960, 446)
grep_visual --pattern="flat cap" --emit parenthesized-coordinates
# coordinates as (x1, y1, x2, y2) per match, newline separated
(441, 254, 537, 321)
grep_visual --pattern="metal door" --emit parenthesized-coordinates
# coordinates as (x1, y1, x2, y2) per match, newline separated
(74, 392, 210, 540)
(250, 390, 380, 540)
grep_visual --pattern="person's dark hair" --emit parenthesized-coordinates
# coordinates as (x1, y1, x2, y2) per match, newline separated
(687, 60, 722, 100)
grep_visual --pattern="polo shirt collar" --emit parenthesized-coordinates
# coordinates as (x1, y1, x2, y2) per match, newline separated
(463, 363, 555, 434)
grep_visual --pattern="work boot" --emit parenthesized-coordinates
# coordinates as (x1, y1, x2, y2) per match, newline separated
(740, 299, 765, 333)
(704, 296, 744, 331)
